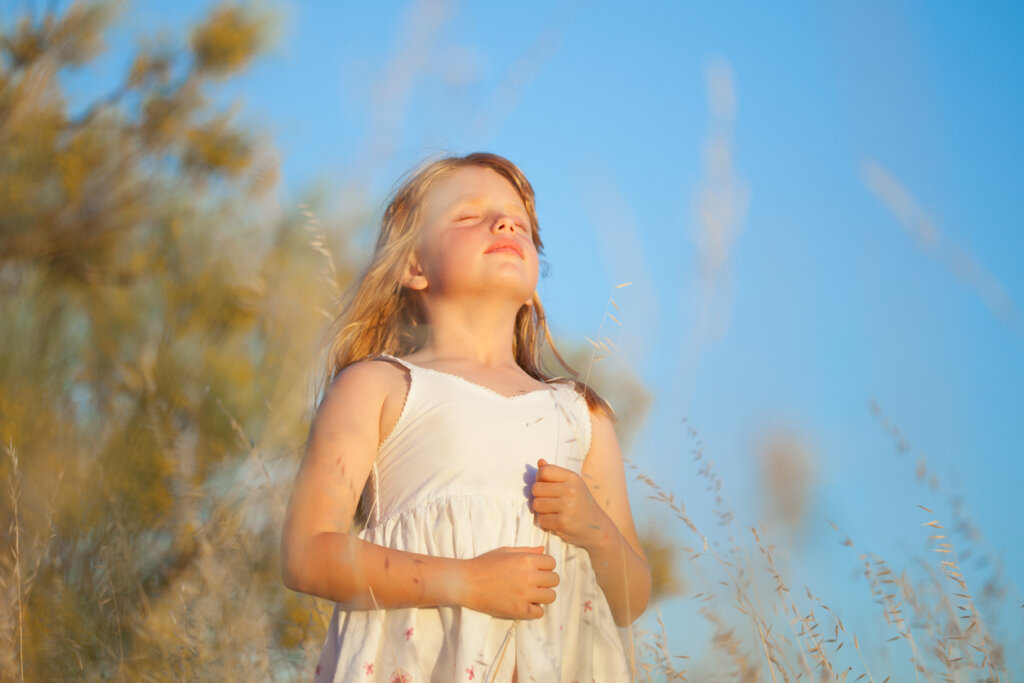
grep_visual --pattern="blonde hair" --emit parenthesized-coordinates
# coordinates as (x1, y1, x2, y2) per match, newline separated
(323, 152, 611, 417)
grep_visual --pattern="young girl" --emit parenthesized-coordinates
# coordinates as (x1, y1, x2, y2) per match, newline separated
(281, 153, 650, 682)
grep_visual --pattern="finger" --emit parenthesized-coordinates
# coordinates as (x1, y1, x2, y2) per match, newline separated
(516, 545, 544, 554)
(536, 513, 560, 531)
(533, 553, 556, 571)
(530, 497, 560, 514)
(530, 481, 561, 498)
(525, 603, 544, 620)
(536, 569, 560, 587)
(531, 587, 557, 605)
(536, 462, 571, 483)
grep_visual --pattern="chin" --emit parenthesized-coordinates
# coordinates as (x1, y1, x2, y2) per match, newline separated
(482, 274, 536, 299)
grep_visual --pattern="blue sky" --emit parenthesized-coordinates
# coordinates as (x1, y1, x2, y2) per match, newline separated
(59, 0, 1024, 672)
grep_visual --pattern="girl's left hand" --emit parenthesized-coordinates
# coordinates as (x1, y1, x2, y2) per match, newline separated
(530, 458, 610, 549)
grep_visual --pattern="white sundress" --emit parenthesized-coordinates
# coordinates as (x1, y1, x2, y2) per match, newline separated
(314, 355, 631, 682)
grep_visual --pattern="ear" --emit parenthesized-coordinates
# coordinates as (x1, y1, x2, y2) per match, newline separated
(402, 255, 428, 291)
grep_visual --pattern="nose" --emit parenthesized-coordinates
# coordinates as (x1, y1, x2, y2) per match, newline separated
(493, 214, 520, 234)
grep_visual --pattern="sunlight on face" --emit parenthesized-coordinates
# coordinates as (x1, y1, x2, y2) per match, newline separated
(410, 166, 539, 304)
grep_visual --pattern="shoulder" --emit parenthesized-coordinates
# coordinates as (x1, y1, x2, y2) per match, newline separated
(587, 407, 619, 452)
(328, 355, 404, 389)
(319, 356, 409, 418)
(580, 405, 625, 493)
(548, 380, 608, 455)
(552, 377, 615, 424)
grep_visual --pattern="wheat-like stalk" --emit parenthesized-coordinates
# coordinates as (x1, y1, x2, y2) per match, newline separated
(580, 281, 631, 390)
(6, 439, 24, 683)
(367, 585, 403, 678)
(299, 204, 344, 303)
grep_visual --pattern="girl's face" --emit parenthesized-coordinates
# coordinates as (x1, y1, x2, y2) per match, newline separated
(406, 166, 539, 307)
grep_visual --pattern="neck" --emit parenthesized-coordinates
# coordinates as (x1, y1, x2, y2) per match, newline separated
(416, 296, 524, 367)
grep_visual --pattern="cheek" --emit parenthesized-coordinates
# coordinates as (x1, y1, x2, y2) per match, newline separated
(417, 239, 457, 279)
(526, 249, 541, 279)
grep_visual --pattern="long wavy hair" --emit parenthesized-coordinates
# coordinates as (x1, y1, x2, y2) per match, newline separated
(322, 152, 611, 416)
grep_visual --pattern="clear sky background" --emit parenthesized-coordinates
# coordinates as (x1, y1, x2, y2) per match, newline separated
(57, 0, 1024, 673)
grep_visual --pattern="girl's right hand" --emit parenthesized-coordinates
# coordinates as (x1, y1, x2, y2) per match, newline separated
(462, 546, 558, 620)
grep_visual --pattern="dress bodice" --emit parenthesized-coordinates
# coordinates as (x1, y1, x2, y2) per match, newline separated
(364, 356, 592, 528)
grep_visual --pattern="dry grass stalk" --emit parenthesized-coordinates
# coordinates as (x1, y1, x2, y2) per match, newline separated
(627, 399, 1020, 681)
(639, 610, 687, 680)
(637, 427, 788, 680)
(5, 440, 24, 683)
(580, 281, 632, 390)
(367, 585, 404, 678)
(573, 282, 646, 681)
(299, 203, 344, 304)
(918, 512, 1001, 681)
(486, 621, 515, 683)
(868, 401, 1010, 681)
(748, 528, 815, 681)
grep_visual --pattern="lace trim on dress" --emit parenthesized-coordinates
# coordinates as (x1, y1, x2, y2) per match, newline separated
(378, 354, 554, 401)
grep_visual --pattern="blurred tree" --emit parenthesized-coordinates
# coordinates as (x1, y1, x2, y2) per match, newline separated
(0, 2, 347, 678)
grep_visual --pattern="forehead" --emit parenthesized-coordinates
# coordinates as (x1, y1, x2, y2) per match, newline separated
(421, 166, 526, 216)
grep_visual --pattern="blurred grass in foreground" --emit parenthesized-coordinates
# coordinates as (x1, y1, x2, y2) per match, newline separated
(0, 2, 1019, 681)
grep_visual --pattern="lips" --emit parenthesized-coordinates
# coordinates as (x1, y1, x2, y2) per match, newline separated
(484, 238, 524, 259)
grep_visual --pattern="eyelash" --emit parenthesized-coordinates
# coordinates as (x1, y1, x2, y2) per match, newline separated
(456, 214, 529, 233)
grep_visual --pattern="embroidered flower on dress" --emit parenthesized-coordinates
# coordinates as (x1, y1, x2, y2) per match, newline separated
(315, 663, 322, 676)
(390, 670, 411, 683)
(405, 627, 414, 641)
(466, 665, 475, 680)
(583, 599, 593, 612)
(363, 662, 374, 675)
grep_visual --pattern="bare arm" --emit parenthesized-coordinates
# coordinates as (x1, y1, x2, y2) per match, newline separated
(281, 360, 558, 619)
(531, 411, 651, 626)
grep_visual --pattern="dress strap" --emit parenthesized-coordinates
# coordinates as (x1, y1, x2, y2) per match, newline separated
(371, 353, 415, 372)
